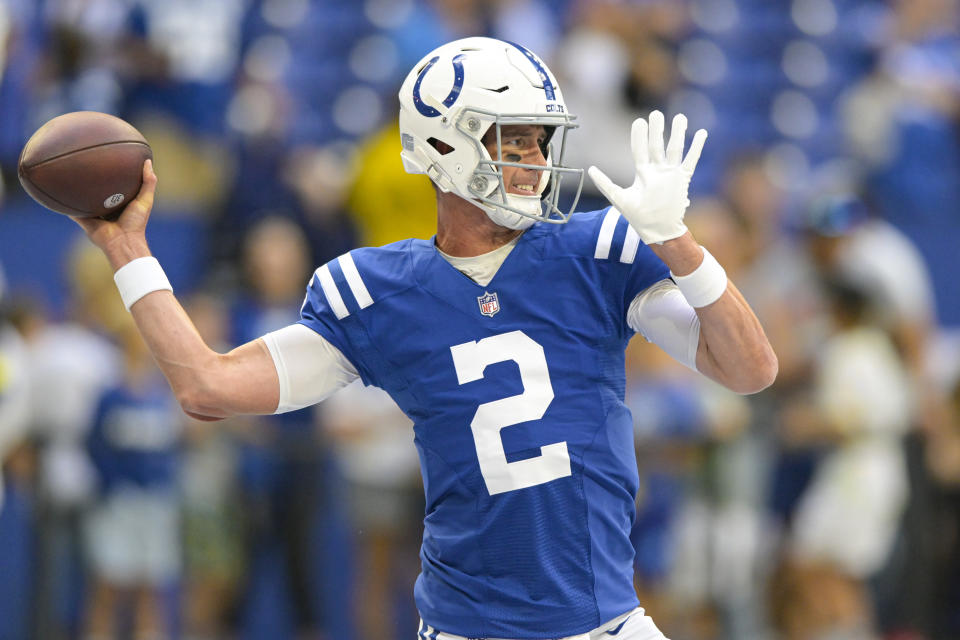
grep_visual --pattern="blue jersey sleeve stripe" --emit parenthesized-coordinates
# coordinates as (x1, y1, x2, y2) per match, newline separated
(299, 286, 311, 316)
(315, 264, 350, 319)
(594, 208, 621, 259)
(619, 225, 640, 264)
(338, 252, 374, 309)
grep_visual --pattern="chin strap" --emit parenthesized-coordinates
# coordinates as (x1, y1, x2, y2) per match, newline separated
(477, 153, 552, 229)
(484, 200, 538, 230)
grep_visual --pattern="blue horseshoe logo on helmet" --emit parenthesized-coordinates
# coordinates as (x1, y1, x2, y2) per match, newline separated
(412, 54, 466, 117)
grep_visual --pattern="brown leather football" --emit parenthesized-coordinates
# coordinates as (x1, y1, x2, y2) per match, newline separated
(17, 111, 152, 218)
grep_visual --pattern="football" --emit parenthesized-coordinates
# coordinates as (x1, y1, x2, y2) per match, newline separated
(17, 111, 152, 218)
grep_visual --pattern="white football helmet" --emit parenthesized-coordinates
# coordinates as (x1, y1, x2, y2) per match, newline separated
(399, 37, 584, 229)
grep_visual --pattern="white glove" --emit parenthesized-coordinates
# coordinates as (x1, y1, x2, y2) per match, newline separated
(588, 111, 707, 244)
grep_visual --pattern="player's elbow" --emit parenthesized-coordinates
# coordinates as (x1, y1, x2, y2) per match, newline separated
(174, 385, 229, 420)
(731, 347, 778, 395)
(173, 348, 280, 418)
(172, 367, 233, 420)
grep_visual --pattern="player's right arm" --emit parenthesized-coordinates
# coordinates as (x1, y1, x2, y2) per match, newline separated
(120, 286, 281, 420)
(71, 161, 356, 420)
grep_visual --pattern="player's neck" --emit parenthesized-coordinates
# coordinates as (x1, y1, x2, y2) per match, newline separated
(435, 192, 523, 257)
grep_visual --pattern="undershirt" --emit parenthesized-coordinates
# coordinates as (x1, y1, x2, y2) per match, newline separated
(435, 234, 522, 286)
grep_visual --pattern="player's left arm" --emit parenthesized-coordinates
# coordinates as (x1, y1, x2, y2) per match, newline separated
(648, 234, 776, 393)
(590, 111, 777, 394)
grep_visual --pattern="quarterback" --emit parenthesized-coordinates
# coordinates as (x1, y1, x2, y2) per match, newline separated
(73, 38, 776, 639)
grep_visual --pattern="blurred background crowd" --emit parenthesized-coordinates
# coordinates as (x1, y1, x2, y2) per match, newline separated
(0, 0, 958, 639)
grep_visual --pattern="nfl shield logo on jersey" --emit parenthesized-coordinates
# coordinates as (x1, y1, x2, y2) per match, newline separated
(477, 291, 500, 317)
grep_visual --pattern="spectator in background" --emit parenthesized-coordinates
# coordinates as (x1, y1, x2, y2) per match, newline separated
(179, 293, 244, 640)
(929, 384, 960, 495)
(798, 185, 944, 462)
(773, 278, 911, 640)
(801, 188, 935, 378)
(30, 0, 129, 120)
(232, 216, 314, 340)
(887, 367, 960, 639)
(219, 48, 355, 269)
(910, 379, 960, 638)
(122, 0, 247, 137)
(841, 0, 960, 332)
(84, 321, 182, 640)
(0, 0, 43, 176)
(0, 266, 30, 513)
(229, 216, 343, 639)
(0, 279, 34, 640)
(0, 2, 10, 84)
(321, 381, 422, 640)
(623, 339, 709, 638)
(215, 41, 299, 272)
(115, 0, 245, 220)
(282, 145, 360, 259)
(25, 241, 125, 640)
(797, 185, 944, 637)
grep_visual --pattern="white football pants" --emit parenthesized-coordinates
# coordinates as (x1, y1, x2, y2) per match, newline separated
(416, 607, 670, 640)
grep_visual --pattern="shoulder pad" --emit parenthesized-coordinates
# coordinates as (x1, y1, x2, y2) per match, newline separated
(306, 240, 419, 320)
(534, 207, 643, 264)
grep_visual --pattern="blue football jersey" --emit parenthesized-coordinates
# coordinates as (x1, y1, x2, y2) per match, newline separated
(299, 208, 669, 638)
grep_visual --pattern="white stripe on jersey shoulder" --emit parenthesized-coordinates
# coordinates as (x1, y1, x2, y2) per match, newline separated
(315, 264, 349, 320)
(620, 225, 640, 264)
(594, 207, 622, 259)
(338, 251, 374, 309)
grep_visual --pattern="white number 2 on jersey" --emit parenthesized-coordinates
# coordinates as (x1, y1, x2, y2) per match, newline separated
(450, 331, 572, 495)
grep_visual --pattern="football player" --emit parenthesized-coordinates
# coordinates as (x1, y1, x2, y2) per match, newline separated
(73, 37, 776, 640)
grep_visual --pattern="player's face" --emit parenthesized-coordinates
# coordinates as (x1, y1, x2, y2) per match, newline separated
(483, 125, 548, 197)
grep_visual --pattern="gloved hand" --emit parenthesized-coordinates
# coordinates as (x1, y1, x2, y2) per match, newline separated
(588, 111, 707, 244)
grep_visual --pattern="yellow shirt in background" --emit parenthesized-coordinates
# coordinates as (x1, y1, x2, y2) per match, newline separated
(347, 121, 437, 247)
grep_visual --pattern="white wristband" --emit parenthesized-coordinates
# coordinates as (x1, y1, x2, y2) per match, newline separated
(670, 246, 727, 308)
(113, 256, 172, 311)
